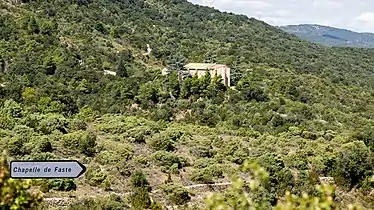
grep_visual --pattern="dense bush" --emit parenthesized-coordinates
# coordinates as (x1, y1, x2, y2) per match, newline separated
(190, 164, 224, 184)
(333, 141, 374, 189)
(147, 130, 183, 151)
(95, 142, 133, 164)
(85, 166, 107, 187)
(42, 179, 77, 192)
(151, 151, 188, 173)
(61, 131, 97, 156)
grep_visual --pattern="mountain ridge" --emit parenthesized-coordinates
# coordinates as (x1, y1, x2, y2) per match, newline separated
(279, 24, 374, 48)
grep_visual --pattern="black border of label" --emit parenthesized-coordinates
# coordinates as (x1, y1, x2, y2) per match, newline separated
(10, 160, 86, 179)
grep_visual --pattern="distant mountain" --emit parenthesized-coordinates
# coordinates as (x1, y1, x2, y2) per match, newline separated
(279, 24, 374, 48)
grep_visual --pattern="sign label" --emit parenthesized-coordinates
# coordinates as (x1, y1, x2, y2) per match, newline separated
(10, 160, 86, 179)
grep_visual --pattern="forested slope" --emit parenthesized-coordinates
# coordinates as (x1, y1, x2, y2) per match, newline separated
(0, 0, 373, 209)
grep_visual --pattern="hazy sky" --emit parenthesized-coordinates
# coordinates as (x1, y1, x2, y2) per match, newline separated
(188, 0, 374, 32)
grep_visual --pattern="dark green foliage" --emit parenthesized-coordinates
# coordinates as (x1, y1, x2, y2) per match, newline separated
(333, 141, 374, 189)
(7, 137, 26, 156)
(353, 126, 374, 152)
(135, 81, 160, 108)
(131, 171, 151, 192)
(46, 179, 77, 192)
(257, 153, 294, 198)
(124, 126, 153, 143)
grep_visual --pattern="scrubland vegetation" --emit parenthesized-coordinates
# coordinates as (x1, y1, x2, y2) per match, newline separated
(0, 0, 373, 209)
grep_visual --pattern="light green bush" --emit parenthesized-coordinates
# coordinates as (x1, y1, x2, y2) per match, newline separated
(190, 164, 224, 184)
(62, 131, 97, 156)
(151, 151, 188, 173)
(96, 142, 133, 164)
(85, 166, 107, 187)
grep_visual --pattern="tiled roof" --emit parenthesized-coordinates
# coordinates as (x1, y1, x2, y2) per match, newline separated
(184, 63, 226, 70)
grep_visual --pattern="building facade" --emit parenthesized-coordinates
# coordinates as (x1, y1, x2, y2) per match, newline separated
(183, 63, 231, 86)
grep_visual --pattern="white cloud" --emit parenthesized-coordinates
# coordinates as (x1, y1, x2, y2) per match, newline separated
(356, 12, 374, 22)
(188, 0, 374, 32)
(356, 12, 374, 32)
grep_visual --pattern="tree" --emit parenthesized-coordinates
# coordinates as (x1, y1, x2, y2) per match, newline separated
(22, 87, 37, 105)
(206, 76, 226, 102)
(27, 16, 39, 34)
(167, 71, 180, 98)
(116, 59, 128, 77)
(130, 171, 152, 209)
(135, 81, 159, 108)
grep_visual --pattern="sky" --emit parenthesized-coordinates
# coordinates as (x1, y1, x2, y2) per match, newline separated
(188, 0, 374, 33)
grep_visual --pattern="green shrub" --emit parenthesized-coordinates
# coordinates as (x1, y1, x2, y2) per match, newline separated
(68, 118, 87, 131)
(151, 151, 188, 172)
(130, 171, 152, 209)
(2, 99, 23, 118)
(47, 179, 77, 191)
(85, 167, 107, 187)
(333, 141, 374, 189)
(7, 137, 26, 156)
(37, 114, 68, 135)
(62, 131, 97, 156)
(190, 164, 224, 184)
(131, 187, 152, 210)
(97, 115, 159, 134)
(147, 130, 184, 151)
(79, 132, 97, 156)
(124, 126, 153, 143)
(101, 177, 112, 191)
(190, 145, 215, 158)
(0, 113, 16, 130)
(75, 106, 97, 122)
(194, 158, 219, 169)
(134, 155, 149, 165)
(96, 143, 133, 165)
(22, 152, 56, 161)
(162, 183, 191, 205)
(221, 140, 251, 164)
(131, 171, 151, 191)
(257, 153, 294, 195)
(35, 136, 53, 153)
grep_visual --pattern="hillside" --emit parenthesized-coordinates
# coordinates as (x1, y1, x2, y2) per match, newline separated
(0, 0, 374, 209)
(280, 24, 374, 48)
